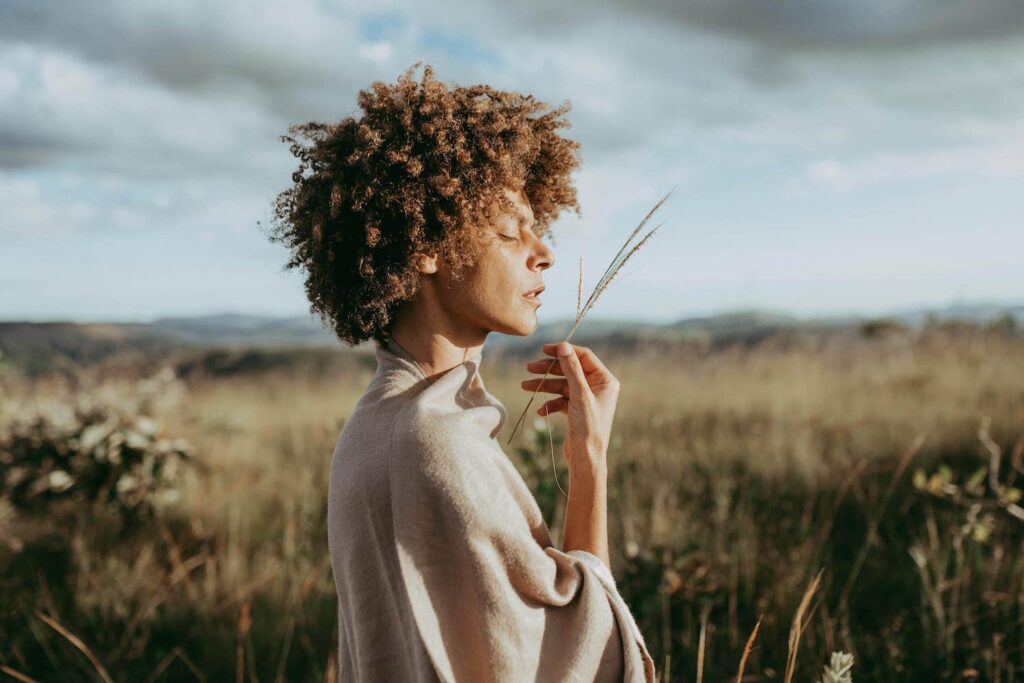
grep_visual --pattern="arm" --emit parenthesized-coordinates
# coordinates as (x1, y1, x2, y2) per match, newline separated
(562, 463, 611, 569)
(526, 342, 618, 571)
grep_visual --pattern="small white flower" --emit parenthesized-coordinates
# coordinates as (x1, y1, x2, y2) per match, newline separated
(134, 416, 159, 437)
(125, 430, 149, 450)
(116, 473, 139, 493)
(819, 651, 855, 683)
(79, 423, 112, 452)
(48, 470, 74, 492)
(154, 488, 181, 505)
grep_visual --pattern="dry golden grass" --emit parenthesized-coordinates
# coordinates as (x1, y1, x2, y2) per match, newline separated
(1, 326, 1022, 680)
(736, 617, 761, 682)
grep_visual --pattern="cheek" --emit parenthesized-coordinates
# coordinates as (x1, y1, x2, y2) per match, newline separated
(454, 256, 502, 303)
(476, 256, 521, 305)
(496, 256, 523, 291)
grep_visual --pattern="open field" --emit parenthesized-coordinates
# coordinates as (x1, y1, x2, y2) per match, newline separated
(2, 325, 1023, 681)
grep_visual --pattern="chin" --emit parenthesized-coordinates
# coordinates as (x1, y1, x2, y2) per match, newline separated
(492, 311, 539, 337)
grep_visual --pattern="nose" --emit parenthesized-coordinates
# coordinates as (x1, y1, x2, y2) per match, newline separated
(529, 232, 554, 271)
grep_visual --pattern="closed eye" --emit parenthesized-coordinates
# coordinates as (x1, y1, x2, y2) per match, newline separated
(498, 233, 518, 242)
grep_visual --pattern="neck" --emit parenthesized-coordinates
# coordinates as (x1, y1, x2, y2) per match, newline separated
(388, 301, 487, 377)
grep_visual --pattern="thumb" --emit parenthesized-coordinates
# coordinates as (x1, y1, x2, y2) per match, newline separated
(556, 342, 589, 400)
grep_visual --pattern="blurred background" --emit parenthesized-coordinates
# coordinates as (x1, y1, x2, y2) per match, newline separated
(1, 1, 1022, 681)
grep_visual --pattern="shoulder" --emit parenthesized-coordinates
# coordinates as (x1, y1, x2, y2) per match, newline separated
(396, 404, 494, 465)
(389, 406, 515, 508)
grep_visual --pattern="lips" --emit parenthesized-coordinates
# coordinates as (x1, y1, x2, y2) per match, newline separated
(524, 285, 545, 297)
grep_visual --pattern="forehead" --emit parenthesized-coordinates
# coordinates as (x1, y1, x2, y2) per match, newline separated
(494, 188, 534, 224)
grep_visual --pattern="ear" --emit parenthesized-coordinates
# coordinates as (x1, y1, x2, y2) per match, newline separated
(413, 251, 440, 274)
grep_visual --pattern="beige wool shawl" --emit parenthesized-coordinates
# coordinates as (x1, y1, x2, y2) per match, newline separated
(327, 337, 656, 682)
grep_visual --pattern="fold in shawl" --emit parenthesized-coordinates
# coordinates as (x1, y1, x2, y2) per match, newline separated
(327, 338, 656, 682)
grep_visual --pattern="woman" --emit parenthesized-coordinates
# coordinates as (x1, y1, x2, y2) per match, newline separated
(269, 63, 655, 682)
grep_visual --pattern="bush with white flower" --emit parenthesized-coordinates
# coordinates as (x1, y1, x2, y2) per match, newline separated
(0, 369, 197, 521)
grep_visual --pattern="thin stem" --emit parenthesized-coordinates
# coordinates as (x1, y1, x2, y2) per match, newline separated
(505, 189, 674, 451)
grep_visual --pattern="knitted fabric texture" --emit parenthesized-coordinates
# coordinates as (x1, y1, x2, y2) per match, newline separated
(327, 338, 656, 682)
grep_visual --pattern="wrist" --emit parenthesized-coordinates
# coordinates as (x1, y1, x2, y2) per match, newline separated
(570, 459, 607, 484)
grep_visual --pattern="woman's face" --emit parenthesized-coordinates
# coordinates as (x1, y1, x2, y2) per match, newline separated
(435, 186, 555, 337)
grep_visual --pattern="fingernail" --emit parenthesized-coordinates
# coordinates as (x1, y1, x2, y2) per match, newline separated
(557, 342, 572, 357)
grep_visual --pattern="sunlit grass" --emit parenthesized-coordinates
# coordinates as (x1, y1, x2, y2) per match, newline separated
(1, 326, 1022, 680)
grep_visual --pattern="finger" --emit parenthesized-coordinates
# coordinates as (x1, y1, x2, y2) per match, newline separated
(554, 341, 591, 401)
(541, 342, 613, 381)
(539, 396, 568, 416)
(525, 357, 565, 376)
(521, 377, 568, 396)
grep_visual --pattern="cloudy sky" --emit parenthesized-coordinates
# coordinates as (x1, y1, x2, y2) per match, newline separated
(2, 0, 1022, 325)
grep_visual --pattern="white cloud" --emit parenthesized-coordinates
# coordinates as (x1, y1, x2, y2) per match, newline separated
(359, 41, 394, 64)
(809, 137, 1024, 192)
(0, 63, 18, 98)
(0, 175, 99, 237)
(38, 51, 98, 100)
(1, 0, 1022, 320)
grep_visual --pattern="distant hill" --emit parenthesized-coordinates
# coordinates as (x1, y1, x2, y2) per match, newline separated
(150, 313, 338, 348)
(885, 303, 1024, 328)
(1, 302, 1019, 377)
(0, 322, 187, 377)
(487, 303, 1021, 356)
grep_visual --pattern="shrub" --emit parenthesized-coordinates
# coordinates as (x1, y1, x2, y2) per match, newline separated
(0, 370, 198, 524)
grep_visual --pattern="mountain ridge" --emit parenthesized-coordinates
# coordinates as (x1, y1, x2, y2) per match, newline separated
(1, 302, 1019, 376)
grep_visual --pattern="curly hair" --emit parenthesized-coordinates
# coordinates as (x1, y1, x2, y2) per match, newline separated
(266, 62, 582, 348)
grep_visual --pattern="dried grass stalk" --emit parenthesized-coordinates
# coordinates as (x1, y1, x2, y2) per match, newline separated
(784, 569, 824, 683)
(735, 617, 762, 683)
(506, 187, 676, 448)
(696, 603, 710, 683)
(36, 611, 115, 683)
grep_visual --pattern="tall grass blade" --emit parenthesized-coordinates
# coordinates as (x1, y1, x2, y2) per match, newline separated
(735, 617, 762, 683)
(506, 188, 675, 445)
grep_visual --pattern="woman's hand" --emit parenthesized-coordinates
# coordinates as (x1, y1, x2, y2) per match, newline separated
(521, 341, 620, 476)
